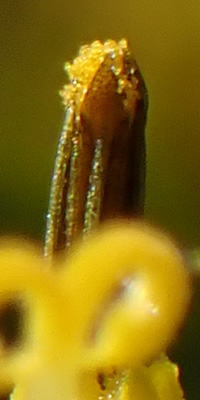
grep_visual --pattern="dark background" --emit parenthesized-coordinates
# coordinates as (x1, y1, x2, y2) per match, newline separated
(1, 1, 200, 398)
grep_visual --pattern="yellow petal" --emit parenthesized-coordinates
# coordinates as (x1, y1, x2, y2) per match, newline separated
(59, 221, 191, 368)
(0, 239, 69, 383)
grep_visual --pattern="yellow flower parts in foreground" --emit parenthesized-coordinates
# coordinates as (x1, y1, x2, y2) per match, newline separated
(0, 222, 191, 399)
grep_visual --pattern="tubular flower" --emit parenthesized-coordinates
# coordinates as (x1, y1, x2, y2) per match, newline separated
(0, 222, 190, 400)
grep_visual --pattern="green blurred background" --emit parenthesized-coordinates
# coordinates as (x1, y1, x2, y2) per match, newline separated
(1, 0, 200, 398)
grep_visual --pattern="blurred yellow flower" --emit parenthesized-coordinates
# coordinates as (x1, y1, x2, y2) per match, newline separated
(0, 222, 190, 400)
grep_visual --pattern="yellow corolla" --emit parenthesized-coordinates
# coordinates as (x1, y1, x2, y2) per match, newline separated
(0, 222, 190, 400)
